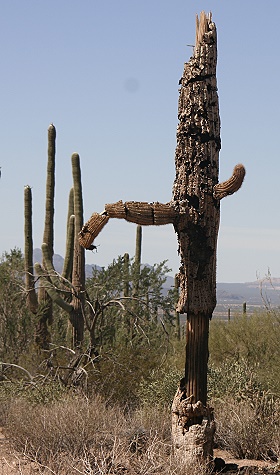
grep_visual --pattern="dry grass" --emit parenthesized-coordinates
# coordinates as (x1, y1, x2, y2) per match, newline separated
(2, 394, 209, 475)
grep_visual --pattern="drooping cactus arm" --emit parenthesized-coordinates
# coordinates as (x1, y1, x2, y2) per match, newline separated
(79, 164, 246, 251)
(213, 164, 246, 200)
(105, 200, 176, 225)
(78, 201, 177, 249)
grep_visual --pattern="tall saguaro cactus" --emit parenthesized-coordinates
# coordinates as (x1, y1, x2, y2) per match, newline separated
(24, 126, 86, 349)
(78, 12, 245, 461)
(69, 153, 85, 346)
(24, 124, 56, 348)
(24, 185, 38, 315)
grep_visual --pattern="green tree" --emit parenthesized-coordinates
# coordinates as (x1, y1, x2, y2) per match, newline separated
(0, 249, 33, 361)
(85, 256, 176, 351)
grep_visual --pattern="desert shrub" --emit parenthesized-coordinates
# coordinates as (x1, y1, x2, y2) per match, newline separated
(207, 358, 263, 401)
(214, 392, 280, 461)
(209, 311, 280, 394)
(0, 375, 69, 426)
(3, 394, 208, 475)
(89, 334, 184, 408)
(0, 249, 34, 362)
(137, 367, 183, 407)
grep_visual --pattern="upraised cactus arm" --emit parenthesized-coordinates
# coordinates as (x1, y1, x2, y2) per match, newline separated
(213, 164, 246, 200)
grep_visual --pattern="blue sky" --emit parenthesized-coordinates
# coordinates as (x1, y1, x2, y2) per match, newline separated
(0, 0, 279, 283)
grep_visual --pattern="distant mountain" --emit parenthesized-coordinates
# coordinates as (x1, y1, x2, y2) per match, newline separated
(33, 248, 102, 278)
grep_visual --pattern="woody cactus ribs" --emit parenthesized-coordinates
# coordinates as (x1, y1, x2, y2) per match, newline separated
(78, 11, 245, 461)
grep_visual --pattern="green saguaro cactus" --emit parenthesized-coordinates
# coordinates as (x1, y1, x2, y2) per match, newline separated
(24, 126, 86, 349)
(24, 124, 56, 348)
(24, 185, 37, 315)
(34, 153, 86, 348)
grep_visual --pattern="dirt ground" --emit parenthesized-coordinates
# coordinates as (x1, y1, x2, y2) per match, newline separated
(1, 426, 280, 474)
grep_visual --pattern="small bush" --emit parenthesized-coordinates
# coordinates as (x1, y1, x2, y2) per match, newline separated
(209, 311, 280, 393)
(214, 392, 280, 461)
(137, 367, 182, 407)
(207, 358, 263, 401)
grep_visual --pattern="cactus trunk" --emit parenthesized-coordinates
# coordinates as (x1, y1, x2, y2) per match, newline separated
(171, 11, 219, 461)
(24, 186, 38, 314)
(70, 153, 85, 348)
(35, 124, 56, 348)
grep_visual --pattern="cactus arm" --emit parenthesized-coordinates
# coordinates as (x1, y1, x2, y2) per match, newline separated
(34, 262, 74, 314)
(213, 164, 246, 200)
(37, 123, 56, 328)
(62, 186, 75, 280)
(79, 163, 245, 252)
(79, 201, 176, 250)
(71, 153, 85, 293)
(62, 214, 75, 280)
(62, 188, 74, 280)
(41, 243, 72, 296)
(24, 185, 38, 313)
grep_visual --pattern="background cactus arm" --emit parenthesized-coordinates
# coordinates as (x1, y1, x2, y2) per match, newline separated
(62, 213, 75, 281)
(213, 164, 246, 200)
(41, 243, 72, 297)
(34, 262, 74, 314)
(62, 188, 74, 280)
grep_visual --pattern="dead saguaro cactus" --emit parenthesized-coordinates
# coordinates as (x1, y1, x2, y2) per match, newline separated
(79, 11, 245, 462)
(171, 12, 245, 461)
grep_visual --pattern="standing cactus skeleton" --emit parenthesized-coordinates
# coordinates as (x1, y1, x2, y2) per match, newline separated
(79, 12, 245, 461)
